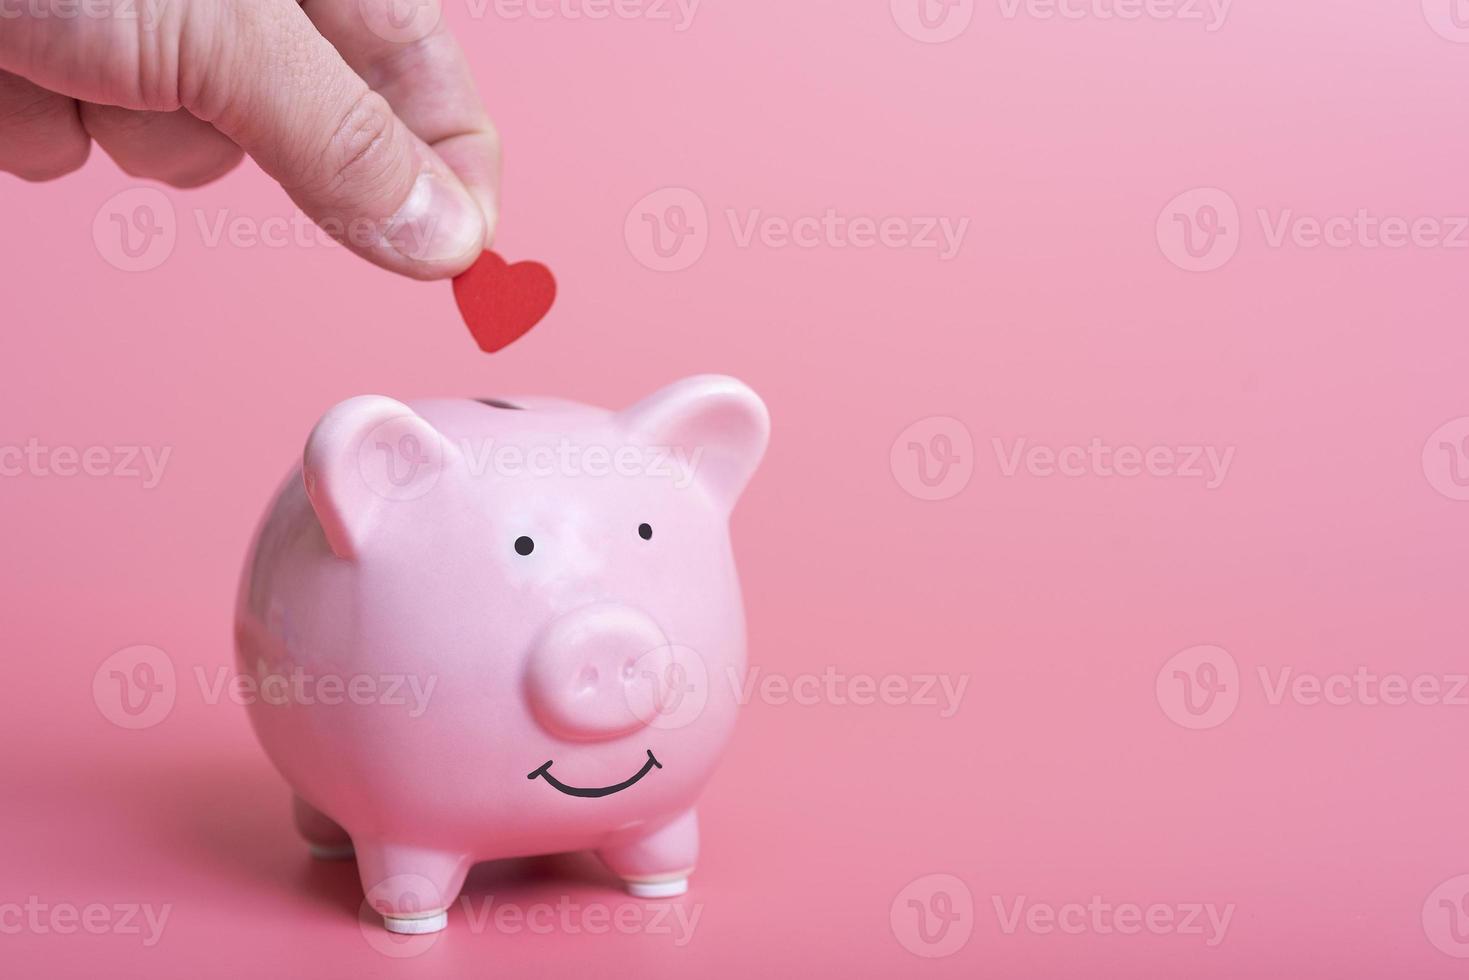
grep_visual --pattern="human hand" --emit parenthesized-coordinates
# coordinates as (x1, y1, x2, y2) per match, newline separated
(0, 0, 498, 279)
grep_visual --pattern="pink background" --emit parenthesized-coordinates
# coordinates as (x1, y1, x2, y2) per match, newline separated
(6, 0, 1469, 975)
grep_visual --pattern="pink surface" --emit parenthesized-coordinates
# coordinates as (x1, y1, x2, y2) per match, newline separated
(4, 0, 1469, 975)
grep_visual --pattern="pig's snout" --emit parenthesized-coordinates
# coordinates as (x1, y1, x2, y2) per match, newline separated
(527, 603, 677, 741)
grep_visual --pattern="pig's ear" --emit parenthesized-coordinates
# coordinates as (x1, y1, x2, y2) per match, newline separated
(302, 396, 459, 560)
(619, 375, 770, 509)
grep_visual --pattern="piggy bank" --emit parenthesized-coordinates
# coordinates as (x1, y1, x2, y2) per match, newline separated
(234, 375, 768, 934)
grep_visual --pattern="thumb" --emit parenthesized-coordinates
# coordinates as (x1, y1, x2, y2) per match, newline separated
(188, 0, 488, 279)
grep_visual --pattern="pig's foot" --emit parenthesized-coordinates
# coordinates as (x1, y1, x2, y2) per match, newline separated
(625, 878, 689, 898)
(355, 843, 471, 935)
(383, 910, 449, 935)
(597, 808, 698, 899)
(293, 795, 354, 860)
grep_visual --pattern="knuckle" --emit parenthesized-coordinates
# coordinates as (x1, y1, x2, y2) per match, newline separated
(0, 85, 91, 180)
(0, 89, 66, 130)
(77, 103, 154, 137)
(310, 88, 409, 201)
(159, 146, 244, 189)
(6, 140, 91, 181)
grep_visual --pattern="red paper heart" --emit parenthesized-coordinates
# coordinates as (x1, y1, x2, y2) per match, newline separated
(452, 251, 556, 353)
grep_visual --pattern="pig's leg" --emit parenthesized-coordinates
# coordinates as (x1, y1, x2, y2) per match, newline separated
(597, 808, 698, 898)
(292, 795, 354, 861)
(354, 843, 472, 935)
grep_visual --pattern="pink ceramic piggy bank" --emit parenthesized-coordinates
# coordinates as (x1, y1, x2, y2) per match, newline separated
(235, 376, 768, 934)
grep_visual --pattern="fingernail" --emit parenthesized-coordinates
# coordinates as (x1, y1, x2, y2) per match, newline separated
(385, 173, 485, 264)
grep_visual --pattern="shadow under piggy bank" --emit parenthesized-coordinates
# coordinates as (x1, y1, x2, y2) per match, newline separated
(101, 753, 627, 931)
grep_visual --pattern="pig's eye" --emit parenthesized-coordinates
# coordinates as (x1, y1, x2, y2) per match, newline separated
(514, 536, 535, 556)
(638, 523, 653, 541)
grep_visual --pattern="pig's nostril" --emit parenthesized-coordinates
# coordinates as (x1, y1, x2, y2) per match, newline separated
(576, 665, 599, 693)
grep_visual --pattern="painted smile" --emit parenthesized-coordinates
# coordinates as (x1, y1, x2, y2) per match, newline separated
(527, 750, 662, 798)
